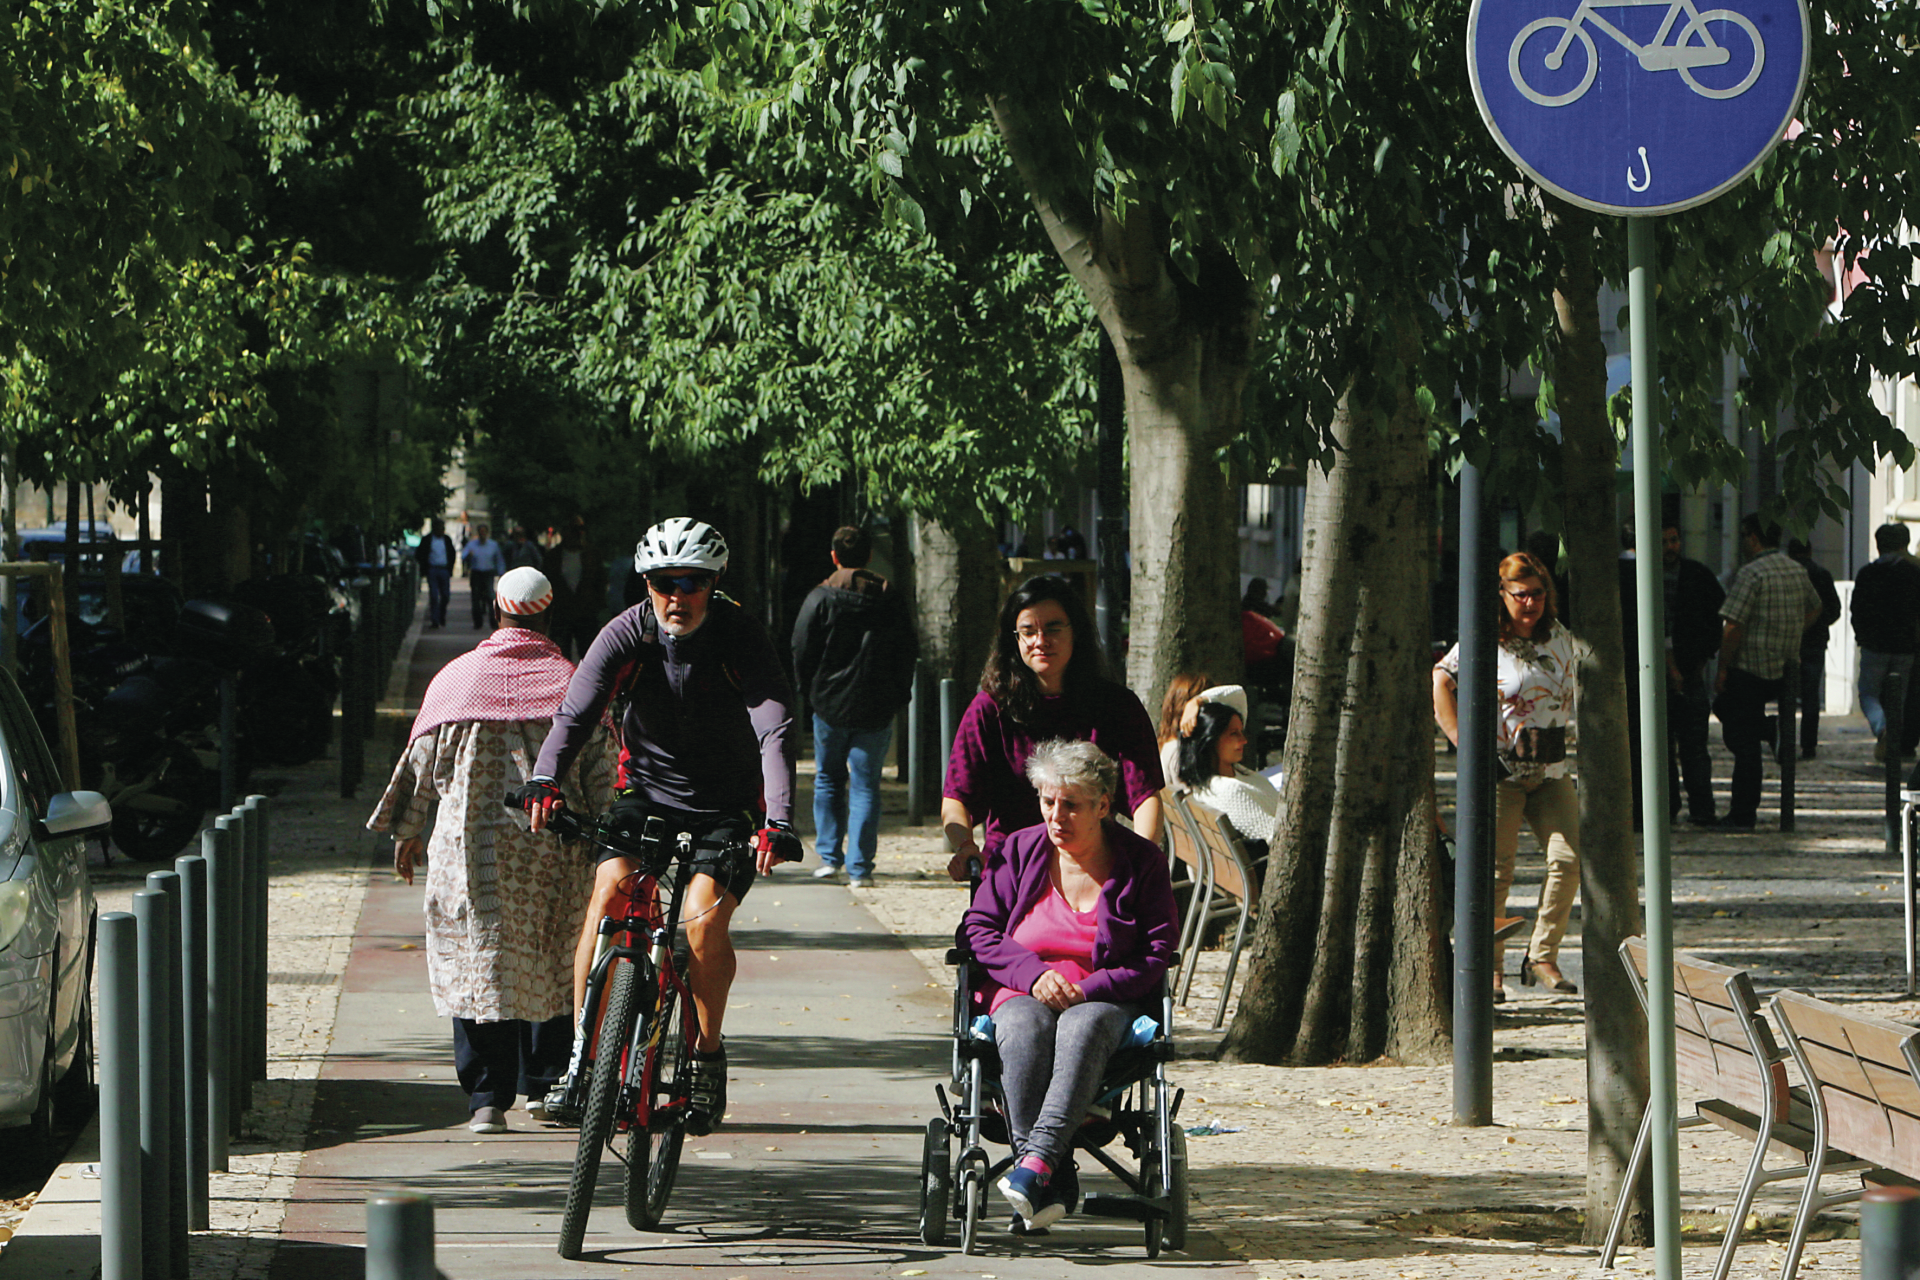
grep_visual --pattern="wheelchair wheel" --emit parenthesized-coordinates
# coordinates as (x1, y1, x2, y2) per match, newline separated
(918, 1118, 952, 1246)
(625, 964, 689, 1229)
(959, 1155, 987, 1255)
(560, 958, 639, 1259)
(1167, 1125, 1189, 1251)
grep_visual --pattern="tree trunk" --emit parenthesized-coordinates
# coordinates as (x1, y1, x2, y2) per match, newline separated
(1223, 344, 1448, 1065)
(911, 509, 1001, 799)
(988, 97, 1244, 714)
(1552, 208, 1650, 1245)
(1116, 298, 1246, 706)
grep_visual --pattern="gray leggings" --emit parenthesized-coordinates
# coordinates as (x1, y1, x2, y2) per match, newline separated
(992, 995, 1134, 1168)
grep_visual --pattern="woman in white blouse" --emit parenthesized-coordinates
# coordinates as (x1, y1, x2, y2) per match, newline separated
(1174, 687, 1279, 852)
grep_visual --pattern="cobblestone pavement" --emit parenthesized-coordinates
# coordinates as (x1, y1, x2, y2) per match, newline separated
(853, 720, 1917, 1279)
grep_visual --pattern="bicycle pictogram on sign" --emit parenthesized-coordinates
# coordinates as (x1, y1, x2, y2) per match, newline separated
(1509, 0, 1765, 106)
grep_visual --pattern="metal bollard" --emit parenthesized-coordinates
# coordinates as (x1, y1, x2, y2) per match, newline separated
(1778, 657, 1797, 832)
(905, 664, 925, 827)
(145, 871, 189, 1279)
(234, 801, 261, 1091)
(99, 912, 142, 1280)
(366, 1192, 435, 1280)
(219, 674, 238, 815)
(1862, 1185, 1920, 1280)
(939, 678, 959, 779)
(247, 794, 270, 1083)
(202, 826, 232, 1168)
(133, 888, 176, 1276)
(215, 814, 249, 1124)
(174, 854, 209, 1228)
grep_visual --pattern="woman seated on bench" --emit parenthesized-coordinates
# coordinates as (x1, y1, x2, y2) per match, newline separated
(1176, 686, 1281, 855)
(963, 739, 1178, 1231)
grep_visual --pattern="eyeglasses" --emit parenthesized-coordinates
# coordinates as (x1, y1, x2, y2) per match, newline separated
(1017, 622, 1072, 642)
(647, 572, 714, 597)
(1504, 587, 1547, 604)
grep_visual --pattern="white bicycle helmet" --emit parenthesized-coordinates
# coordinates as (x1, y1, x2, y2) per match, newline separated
(634, 517, 730, 574)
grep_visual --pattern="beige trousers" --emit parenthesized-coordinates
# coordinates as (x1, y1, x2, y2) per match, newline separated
(1493, 774, 1582, 968)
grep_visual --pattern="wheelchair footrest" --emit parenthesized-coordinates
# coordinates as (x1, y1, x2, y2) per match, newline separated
(1080, 1193, 1167, 1223)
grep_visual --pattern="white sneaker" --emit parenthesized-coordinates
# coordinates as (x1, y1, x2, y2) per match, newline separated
(812, 864, 843, 881)
(468, 1106, 508, 1134)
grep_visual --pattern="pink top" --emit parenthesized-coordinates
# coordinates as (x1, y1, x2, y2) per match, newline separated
(988, 884, 1100, 1013)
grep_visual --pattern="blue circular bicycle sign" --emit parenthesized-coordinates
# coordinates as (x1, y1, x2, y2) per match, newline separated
(1468, 0, 1809, 214)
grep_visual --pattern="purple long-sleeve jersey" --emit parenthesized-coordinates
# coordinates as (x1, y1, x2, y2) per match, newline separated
(534, 597, 797, 823)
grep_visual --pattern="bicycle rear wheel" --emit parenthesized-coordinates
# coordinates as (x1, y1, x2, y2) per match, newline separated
(558, 958, 640, 1259)
(625, 957, 691, 1228)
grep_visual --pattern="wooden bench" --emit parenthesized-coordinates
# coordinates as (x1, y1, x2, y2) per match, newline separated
(1768, 990, 1920, 1280)
(1602, 940, 1848, 1280)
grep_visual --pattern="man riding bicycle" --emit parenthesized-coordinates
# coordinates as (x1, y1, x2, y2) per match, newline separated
(521, 517, 800, 1136)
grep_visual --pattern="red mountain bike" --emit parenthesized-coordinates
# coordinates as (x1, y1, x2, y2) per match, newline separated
(540, 807, 711, 1259)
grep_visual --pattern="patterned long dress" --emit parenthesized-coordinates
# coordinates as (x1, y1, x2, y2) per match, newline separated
(369, 719, 613, 1022)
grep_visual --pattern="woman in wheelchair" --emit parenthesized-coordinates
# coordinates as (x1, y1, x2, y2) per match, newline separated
(961, 739, 1178, 1231)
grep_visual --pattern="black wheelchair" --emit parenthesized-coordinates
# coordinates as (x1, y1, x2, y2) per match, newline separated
(917, 938, 1190, 1256)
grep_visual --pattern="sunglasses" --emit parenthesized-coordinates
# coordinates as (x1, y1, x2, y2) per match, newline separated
(647, 572, 714, 597)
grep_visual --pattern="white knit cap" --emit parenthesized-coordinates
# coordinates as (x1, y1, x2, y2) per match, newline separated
(1193, 684, 1249, 721)
(496, 566, 554, 616)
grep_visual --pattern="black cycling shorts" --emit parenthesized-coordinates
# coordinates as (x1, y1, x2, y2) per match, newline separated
(601, 795, 757, 904)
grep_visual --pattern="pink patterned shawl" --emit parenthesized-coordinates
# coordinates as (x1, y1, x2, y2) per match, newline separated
(409, 627, 576, 742)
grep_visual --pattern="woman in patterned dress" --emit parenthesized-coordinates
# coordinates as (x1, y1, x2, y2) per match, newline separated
(368, 567, 615, 1132)
(1432, 551, 1591, 1000)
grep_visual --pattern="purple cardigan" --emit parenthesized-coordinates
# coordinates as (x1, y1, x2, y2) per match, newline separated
(962, 821, 1178, 1010)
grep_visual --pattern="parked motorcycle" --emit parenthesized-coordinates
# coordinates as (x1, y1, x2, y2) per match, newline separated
(18, 591, 272, 861)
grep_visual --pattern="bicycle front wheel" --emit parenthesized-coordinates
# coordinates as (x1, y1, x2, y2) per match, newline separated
(559, 958, 641, 1260)
(1508, 17, 1597, 107)
(625, 956, 691, 1229)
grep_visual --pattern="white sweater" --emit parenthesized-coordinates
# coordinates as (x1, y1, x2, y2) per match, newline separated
(1194, 769, 1281, 846)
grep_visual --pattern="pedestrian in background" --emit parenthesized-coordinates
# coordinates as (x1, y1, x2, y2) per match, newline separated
(1714, 515, 1822, 828)
(367, 567, 615, 1133)
(505, 527, 542, 571)
(544, 515, 609, 660)
(1786, 538, 1841, 758)
(1662, 521, 1725, 825)
(1433, 551, 1590, 999)
(1849, 523, 1920, 761)
(415, 517, 457, 630)
(462, 523, 507, 629)
(791, 525, 918, 887)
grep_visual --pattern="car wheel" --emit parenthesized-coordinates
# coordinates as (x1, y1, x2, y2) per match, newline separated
(52, 986, 94, 1118)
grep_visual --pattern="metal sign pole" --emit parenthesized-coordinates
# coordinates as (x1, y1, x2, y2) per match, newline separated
(1628, 215, 1681, 1280)
(1452, 458, 1495, 1126)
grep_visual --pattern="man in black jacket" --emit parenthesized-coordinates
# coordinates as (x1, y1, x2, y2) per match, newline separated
(791, 526, 918, 886)
(1663, 522, 1726, 824)
(1851, 523, 1920, 760)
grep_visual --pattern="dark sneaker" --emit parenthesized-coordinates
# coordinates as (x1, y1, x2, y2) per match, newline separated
(685, 1052, 727, 1136)
(998, 1165, 1068, 1231)
(542, 1065, 584, 1127)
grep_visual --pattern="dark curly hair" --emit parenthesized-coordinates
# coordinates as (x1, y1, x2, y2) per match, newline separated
(980, 575, 1105, 726)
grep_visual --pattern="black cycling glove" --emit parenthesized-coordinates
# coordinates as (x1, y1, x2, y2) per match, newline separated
(754, 820, 803, 864)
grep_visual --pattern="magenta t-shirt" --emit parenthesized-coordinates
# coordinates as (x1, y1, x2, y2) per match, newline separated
(989, 885, 1099, 1013)
(942, 681, 1163, 858)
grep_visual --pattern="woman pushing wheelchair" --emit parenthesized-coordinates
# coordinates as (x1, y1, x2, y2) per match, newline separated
(960, 738, 1178, 1231)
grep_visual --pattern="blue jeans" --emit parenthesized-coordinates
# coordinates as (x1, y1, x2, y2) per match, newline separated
(1859, 649, 1913, 739)
(811, 714, 891, 880)
(425, 566, 452, 626)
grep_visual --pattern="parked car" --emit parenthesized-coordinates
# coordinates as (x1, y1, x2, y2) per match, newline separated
(0, 664, 104, 1161)
(12, 523, 120, 573)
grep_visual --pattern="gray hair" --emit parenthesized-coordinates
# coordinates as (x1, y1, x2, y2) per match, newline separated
(1025, 738, 1119, 802)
